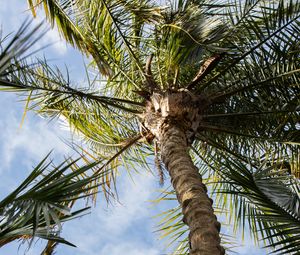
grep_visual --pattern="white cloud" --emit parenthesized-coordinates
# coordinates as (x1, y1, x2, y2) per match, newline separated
(43, 28, 68, 55)
(0, 118, 70, 168)
(0, 1, 27, 30)
(55, 172, 162, 255)
(95, 173, 156, 235)
(33, 14, 68, 56)
(97, 243, 160, 255)
(0, 95, 73, 172)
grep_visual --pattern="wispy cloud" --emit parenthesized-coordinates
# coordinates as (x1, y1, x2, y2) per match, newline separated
(97, 174, 157, 235)
(33, 13, 68, 56)
(95, 242, 160, 255)
(57, 172, 162, 255)
(0, 0, 68, 56)
(0, 95, 73, 171)
(0, 120, 71, 169)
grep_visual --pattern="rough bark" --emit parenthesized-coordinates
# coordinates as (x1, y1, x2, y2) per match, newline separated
(142, 91, 224, 254)
(159, 123, 224, 255)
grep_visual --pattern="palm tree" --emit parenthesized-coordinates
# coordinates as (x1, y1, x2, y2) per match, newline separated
(0, 0, 300, 254)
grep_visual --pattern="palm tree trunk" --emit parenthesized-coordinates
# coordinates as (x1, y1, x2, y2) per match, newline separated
(159, 123, 224, 255)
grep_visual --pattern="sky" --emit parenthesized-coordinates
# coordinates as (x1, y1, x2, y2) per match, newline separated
(0, 1, 266, 255)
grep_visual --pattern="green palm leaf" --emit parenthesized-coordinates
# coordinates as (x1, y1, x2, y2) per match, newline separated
(0, 153, 109, 249)
(210, 153, 300, 254)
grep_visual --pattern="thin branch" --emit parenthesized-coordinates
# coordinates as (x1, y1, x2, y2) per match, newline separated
(199, 123, 274, 141)
(201, 13, 300, 90)
(145, 54, 159, 92)
(186, 53, 224, 90)
(92, 134, 143, 175)
(146, 54, 154, 77)
(100, 0, 144, 77)
(0, 78, 143, 114)
(195, 133, 251, 166)
(40, 240, 58, 255)
(202, 110, 300, 119)
(210, 68, 300, 102)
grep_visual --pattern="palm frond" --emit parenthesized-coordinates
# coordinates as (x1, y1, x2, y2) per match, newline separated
(210, 152, 300, 254)
(28, 0, 167, 97)
(0, 19, 44, 74)
(1, 57, 142, 113)
(0, 26, 155, 204)
(201, 0, 300, 90)
(152, 0, 228, 89)
(28, 0, 113, 76)
(0, 153, 109, 249)
(185, 0, 300, 150)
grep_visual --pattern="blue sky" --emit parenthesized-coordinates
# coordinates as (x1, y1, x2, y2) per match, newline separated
(0, 2, 266, 255)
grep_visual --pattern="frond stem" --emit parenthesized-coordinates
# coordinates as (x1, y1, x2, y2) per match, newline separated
(202, 109, 300, 119)
(201, 13, 300, 90)
(100, 0, 145, 78)
(92, 134, 143, 176)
